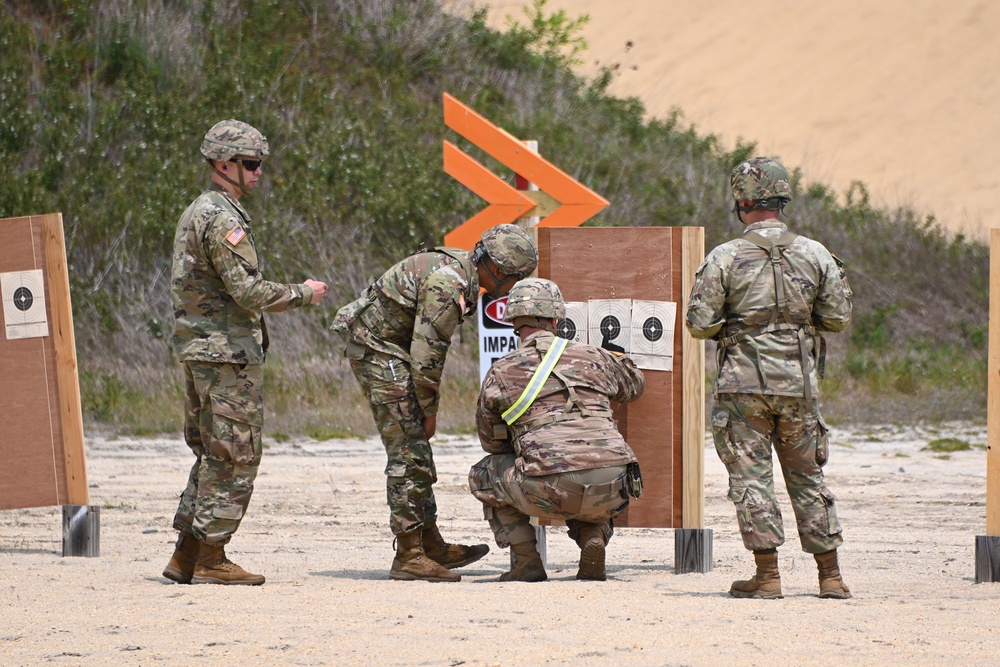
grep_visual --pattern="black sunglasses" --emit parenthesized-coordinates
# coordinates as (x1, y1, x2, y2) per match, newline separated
(231, 157, 262, 172)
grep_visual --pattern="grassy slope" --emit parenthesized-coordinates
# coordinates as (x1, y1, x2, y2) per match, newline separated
(0, 0, 987, 435)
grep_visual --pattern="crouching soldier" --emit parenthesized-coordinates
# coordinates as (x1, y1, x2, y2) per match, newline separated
(470, 279, 645, 581)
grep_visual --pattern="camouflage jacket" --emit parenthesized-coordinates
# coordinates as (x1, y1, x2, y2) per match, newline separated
(171, 183, 313, 365)
(333, 248, 478, 417)
(477, 331, 644, 476)
(685, 219, 852, 396)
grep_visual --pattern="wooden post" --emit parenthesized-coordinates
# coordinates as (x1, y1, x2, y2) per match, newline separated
(674, 225, 712, 573)
(977, 229, 1000, 582)
(44, 215, 89, 505)
(62, 504, 99, 557)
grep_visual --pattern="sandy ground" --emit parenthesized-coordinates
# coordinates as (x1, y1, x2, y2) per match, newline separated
(1, 422, 998, 666)
(472, 1, 1000, 238)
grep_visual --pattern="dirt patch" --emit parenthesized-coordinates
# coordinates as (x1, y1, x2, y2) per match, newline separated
(1, 422, 997, 665)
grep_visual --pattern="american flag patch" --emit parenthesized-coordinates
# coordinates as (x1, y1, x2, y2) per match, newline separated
(225, 225, 246, 246)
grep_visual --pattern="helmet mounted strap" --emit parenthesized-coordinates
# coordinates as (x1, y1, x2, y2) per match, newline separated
(210, 159, 253, 196)
(475, 243, 520, 299)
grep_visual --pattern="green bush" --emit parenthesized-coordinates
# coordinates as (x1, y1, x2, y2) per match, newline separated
(0, 0, 988, 432)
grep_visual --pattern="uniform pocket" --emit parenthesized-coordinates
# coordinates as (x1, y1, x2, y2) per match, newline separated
(360, 354, 412, 405)
(727, 482, 753, 534)
(816, 415, 831, 467)
(711, 407, 738, 465)
(820, 486, 842, 535)
(207, 393, 262, 466)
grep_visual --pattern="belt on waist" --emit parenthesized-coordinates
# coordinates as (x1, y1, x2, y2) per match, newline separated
(553, 473, 626, 497)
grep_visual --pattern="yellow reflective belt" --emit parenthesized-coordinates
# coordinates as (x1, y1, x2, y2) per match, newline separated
(501, 337, 569, 425)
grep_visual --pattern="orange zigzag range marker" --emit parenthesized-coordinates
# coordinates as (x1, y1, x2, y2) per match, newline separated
(442, 92, 608, 250)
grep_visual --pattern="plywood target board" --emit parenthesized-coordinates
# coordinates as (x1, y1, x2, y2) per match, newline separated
(538, 226, 705, 528)
(0, 214, 88, 510)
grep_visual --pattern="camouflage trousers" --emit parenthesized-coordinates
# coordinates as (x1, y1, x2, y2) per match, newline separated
(173, 361, 263, 546)
(469, 453, 627, 548)
(711, 393, 843, 554)
(348, 346, 438, 536)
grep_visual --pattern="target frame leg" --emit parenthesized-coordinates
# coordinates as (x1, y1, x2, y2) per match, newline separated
(62, 505, 100, 557)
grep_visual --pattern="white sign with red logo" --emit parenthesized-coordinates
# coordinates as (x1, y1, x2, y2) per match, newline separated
(477, 293, 518, 385)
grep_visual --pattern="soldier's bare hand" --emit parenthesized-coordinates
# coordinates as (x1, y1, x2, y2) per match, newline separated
(304, 279, 329, 304)
(423, 414, 437, 441)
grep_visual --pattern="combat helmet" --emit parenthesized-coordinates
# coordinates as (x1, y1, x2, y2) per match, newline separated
(201, 120, 270, 162)
(730, 156, 791, 214)
(504, 278, 566, 321)
(478, 224, 538, 279)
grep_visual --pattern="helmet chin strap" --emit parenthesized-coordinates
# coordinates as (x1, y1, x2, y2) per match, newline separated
(475, 244, 520, 299)
(211, 160, 253, 196)
(732, 197, 788, 222)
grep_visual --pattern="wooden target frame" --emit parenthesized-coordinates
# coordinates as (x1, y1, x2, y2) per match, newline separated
(0, 214, 89, 512)
(537, 226, 711, 571)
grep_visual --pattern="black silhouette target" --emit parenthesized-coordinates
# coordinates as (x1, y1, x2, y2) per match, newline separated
(556, 318, 577, 340)
(13, 287, 33, 311)
(642, 316, 663, 342)
(600, 315, 621, 341)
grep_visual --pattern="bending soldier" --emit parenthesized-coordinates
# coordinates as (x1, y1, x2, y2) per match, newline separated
(164, 120, 328, 586)
(470, 279, 645, 582)
(333, 224, 538, 582)
(685, 156, 853, 599)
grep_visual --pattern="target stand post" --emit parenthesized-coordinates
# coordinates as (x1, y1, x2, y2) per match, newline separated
(978, 229, 1000, 582)
(63, 505, 100, 557)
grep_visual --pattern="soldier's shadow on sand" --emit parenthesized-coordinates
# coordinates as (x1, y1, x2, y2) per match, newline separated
(309, 569, 389, 580)
(0, 548, 56, 555)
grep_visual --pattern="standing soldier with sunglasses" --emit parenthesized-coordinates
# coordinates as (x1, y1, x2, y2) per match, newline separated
(163, 119, 329, 586)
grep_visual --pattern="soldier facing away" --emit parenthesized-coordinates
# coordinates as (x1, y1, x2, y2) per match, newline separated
(685, 156, 853, 599)
(470, 278, 645, 582)
(163, 120, 329, 586)
(332, 224, 539, 582)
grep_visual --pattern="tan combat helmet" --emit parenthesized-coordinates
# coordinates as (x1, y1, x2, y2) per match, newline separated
(504, 278, 566, 321)
(730, 156, 791, 215)
(479, 224, 538, 279)
(201, 119, 269, 195)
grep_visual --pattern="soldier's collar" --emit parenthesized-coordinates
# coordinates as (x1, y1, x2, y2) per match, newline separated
(744, 219, 786, 233)
(208, 183, 252, 225)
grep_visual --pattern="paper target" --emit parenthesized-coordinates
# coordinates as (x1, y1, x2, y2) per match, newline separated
(557, 302, 589, 343)
(587, 299, 631, 354)
(1, 269, 49, 340)
(630, 300, 676, 371)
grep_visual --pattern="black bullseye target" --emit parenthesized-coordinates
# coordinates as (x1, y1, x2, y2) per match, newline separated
(13, 286, 33, 311)
(642, 316, 663, 342)
(556, 318, 577, 340)
(600, 315, 621, 341)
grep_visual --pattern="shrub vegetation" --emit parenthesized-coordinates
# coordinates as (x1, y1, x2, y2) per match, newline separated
(0, 0, 987, 435)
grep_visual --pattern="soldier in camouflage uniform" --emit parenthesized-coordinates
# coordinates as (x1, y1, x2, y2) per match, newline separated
(470, 279, 645, 582)
(163, 120, 329, 586)
(685, 157, 853, 599)
(332, 224, 538, 582)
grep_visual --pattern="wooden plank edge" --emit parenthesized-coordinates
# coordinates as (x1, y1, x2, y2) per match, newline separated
(43, 213, 89, 505)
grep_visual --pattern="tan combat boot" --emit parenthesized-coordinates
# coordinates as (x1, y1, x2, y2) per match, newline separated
(421, 520, 490, 569)
(390, 530, 461, 582)
(191, 542, 265, 586)
(576, 524, 607, 581)
(730, 550, 783, 599)
(162, 531, 200, 584)
(499, 540, 547, 582)
(815, 549, 852, 599)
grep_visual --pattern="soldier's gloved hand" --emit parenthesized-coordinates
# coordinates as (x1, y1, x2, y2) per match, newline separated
(601, 331, 626, 355)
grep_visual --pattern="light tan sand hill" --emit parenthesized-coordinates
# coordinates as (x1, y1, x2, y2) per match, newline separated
(471, 1, 1000, 238)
